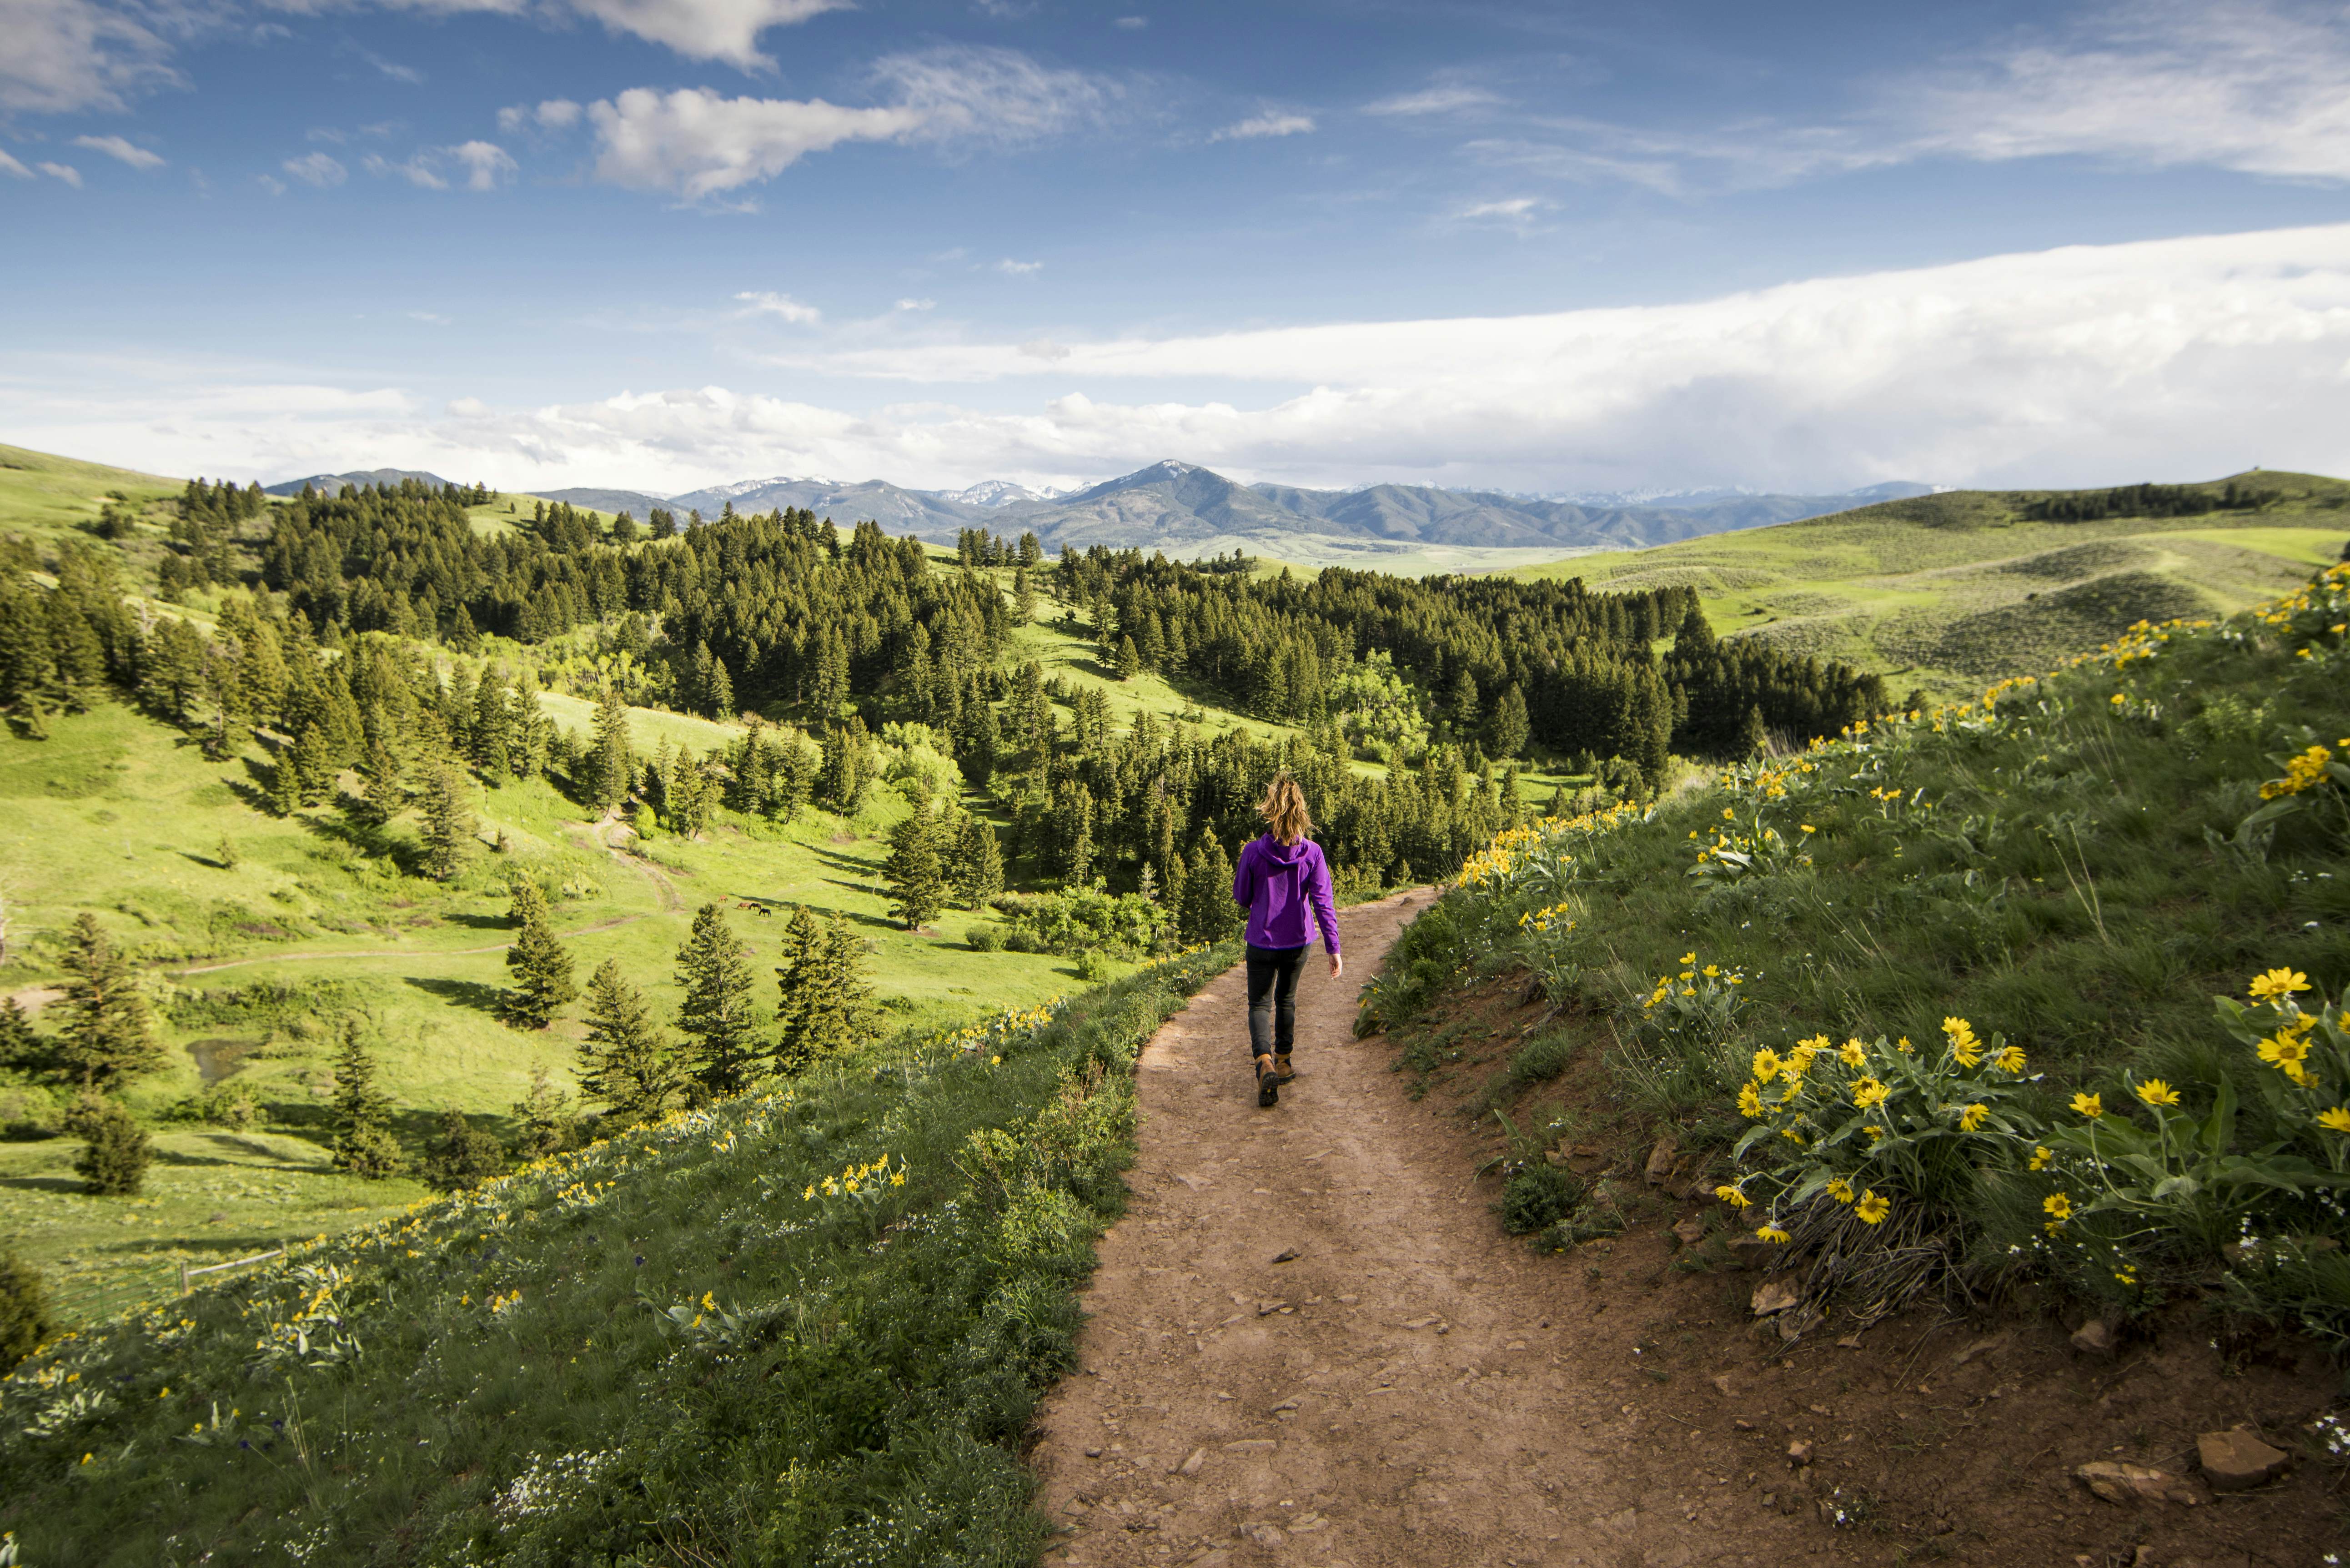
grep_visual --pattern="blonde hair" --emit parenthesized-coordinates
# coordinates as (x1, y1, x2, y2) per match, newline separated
(1257, 771, 1315, 845)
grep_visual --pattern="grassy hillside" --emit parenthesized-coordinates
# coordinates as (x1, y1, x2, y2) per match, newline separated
(1365, 560, 2350, 1346)
(0, 946, 1231, 1565)
(1518, 471, 2350, 698)
(0, 443, 183, 545)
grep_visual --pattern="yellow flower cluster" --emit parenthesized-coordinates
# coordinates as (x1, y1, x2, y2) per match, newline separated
(803, 1153, 910, 1200)
(487, 1289, 523, 1317)
(1516, 902, 1575, 935)
(1644, 952, 1745, 1010)
(2259, 743, 2337, 801)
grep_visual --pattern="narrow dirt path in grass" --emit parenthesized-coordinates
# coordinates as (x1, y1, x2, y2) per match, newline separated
(1031, 890, 1812, 1568)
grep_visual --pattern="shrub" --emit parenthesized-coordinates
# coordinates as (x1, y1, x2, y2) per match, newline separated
(1500, 1163, 1585, 1234)
(991, 886, 1171, 960)
(966, 926, 1002, 952)
(65, 1094, 151, 1195)
(0, 1251, 52, 1373)
(419, 1106, 507, 1192)
(1073, 949, 1114, 982)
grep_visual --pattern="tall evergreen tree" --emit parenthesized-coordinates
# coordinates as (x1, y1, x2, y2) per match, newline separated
(951, 814, 1005, 908)
(510, 1062, 576, 1158)
(55, 914, 159, 1091)
(503, 893, 577, 1029)
(576, 959, 679, 1126)
(1485, 682, 1531, 759)
(674, 902, 761, 1097)
(419, 1106, 505, 1191)
(420, 765, 475, 881)
(774, 910, 874, 1076)
(588, 686, 633, 812)
(1178, 829, 1241, 945)
(357, 733, 405, 825)
(884, 804, 947, 928)
(329, 1022, 404, 1178)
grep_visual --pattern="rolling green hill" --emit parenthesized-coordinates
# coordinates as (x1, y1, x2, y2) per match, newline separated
(1517, 471, 2350, 698)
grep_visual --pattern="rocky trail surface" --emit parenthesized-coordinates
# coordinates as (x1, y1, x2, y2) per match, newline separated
(1031, 892, 1816, 1568)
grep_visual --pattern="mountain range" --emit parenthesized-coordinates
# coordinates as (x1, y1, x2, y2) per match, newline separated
(270, 461, 1931, 554)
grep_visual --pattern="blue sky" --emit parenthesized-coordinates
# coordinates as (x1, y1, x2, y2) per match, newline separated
(4, 0, 2350, 496)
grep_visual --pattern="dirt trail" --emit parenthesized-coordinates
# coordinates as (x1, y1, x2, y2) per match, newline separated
(1032, 891, 1813, 1568)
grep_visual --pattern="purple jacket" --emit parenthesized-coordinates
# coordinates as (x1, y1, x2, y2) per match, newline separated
(1231, 834, 1341, 954)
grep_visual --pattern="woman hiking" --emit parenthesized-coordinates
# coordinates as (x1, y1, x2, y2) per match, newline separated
(1231, 771, 1342, 1108)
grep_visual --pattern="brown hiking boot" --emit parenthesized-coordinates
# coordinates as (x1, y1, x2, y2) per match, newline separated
(1255, 1054, 1279, 1107)
(1274, 1052, 1295, 1082)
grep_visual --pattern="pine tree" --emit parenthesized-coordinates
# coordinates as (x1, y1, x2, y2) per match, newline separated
(507, 874, 548, 929)
(267, 749, 303, 817)
(56, 914, 160, 1091)
(1736, 703, 1770, 761)
(509, 1062, 576, 1158)
(775, 910, 874, 1076)
(821, 719, 869, 814)
(1115, 634, 1142, 681)
(358, 733, 405, 825)
(329, 1022, 404, 1178)
(1486, 683, 1530, 759)
(951, 814, 1005, 908)
(576, 958, 679, 1126)
(674, 902, 761, 1097)
(1012, 566, 1037, 625)
(420, 1106, 506, 1191)
(421, 765, 475, 881)
(503, 893, 577, 1030)
(1178, 829, 1241, 945)
(959, 699, 999, 789)
(588, 686, 633, 812)
(884, 804, 947, 928)
(65, 1093, 151, 1196)
(291, 721, 336, 804)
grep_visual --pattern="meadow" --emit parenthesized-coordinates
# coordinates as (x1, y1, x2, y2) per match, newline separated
(1519, 471, 2350, 697)
(1366, 561, 2350, 1343)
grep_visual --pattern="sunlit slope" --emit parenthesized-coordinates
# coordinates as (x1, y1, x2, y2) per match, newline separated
(0, 442, 183, 543)
(1515, 472, 2350, 695)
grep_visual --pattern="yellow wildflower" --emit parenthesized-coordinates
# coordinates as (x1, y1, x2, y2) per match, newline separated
(2317, 1108, 2350, 1133)
(2028, 1146, 2054, 1171)
(1757, 1226, 1792, 1245)
(2043, 1193, 2071, 1222)
(2135, 1080, 2180, 1108)
(1680, 951, 1697, 965)
(1839, 1039, 1867, 1067)
(1863, 1125, 1885, 1142)
(1994, 1044, 2026, 1072)
(1852, 1077, 1889, 1109)
(1958, 1104, 1989, 1132)
(1854, 1191, 1891, 1225)
(1751, 1048, 1783, 1084)
(1826, 1178, 1855, 1204)
(2248, 968, 2311, 1000)
(2071, 1092, 2103, 1120)
(1737, 1082, 1765, 1118)
(1715, 1185, 1751, 1209)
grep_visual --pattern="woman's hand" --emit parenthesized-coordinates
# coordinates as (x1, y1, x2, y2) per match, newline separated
(1328, 952, 1344, 981)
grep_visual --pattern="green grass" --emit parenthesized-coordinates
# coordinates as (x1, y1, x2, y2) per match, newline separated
(0, 442, 182, 547)
(0, 702, 1082, 1319)
(1367, 563, 2350, 1320)
(0, 946, 1236, 1565)
(1514, 471, 2350, 698)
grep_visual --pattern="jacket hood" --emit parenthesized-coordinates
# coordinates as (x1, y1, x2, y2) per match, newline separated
(1256, 835, 1311, 864)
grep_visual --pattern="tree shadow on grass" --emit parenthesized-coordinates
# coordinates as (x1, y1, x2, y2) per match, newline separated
(0, 1174, 86, 1195)
(405, 975, 507, 1015)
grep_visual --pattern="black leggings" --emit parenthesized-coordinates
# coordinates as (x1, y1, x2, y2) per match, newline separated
(1245, 943, 1309, 1060)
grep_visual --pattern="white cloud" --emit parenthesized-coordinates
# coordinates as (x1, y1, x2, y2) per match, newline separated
(283, 151, 347, 187)
(894, 297, 936, 311)
(1113, 14, 1145, 29)
(16, 226, 2350, 499)
(1457, 196, 1544, 220)
(363, 151, 446, 188)
(408, 310, 450, 323)
(735, 289, 820, 322)
(582, 50, 1108, 201)
(554, 0, 849, 69)
(71, 132, 163, 169)
(0, 148, 32, 178)
(450, 140, 516, 189)
(256, 173, 286, 195)
(1364, 84, 1503, 116)
(588, 87, 923, 200)
(37, 161, 82, 185)
(363, 140, 515, 191)
(1900, 0, 2350, 180)
(997, 258, 1042, 275)
(0, 0, 180, 114)
(1210, 111, 1314, 143)
(500, 97, 582, 132)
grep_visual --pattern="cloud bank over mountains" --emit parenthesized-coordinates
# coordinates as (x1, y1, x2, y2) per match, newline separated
(7, 223, 2347, 498)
